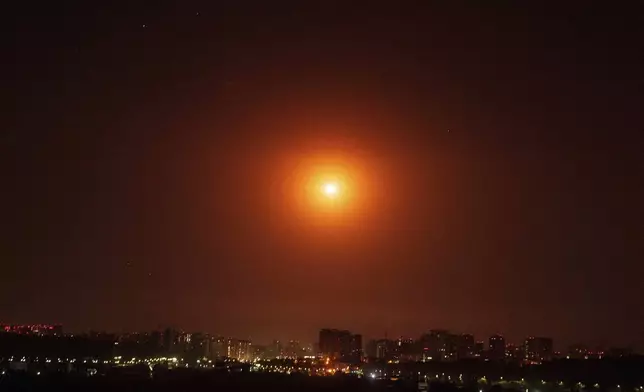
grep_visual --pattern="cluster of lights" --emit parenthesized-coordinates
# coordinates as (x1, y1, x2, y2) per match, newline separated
(111, 356, 210, 368)
(414, 373, 640, 391)
(251, 363, 313, 375)
(2, 354, 643, 390)
(251, 359, 363, 378)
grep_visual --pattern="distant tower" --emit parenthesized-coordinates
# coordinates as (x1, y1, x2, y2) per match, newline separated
(489, 334, 506, 360)
(318, 328, 362, 362)
(524, 337, 553, 362)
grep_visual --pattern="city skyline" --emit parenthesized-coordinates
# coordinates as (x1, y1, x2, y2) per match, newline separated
(2, 323, 642, 389)
(2, 310, 638, 349)
(1, 322, 637, 355)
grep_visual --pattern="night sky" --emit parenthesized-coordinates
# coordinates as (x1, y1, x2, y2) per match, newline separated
(4, 2, 643, 349)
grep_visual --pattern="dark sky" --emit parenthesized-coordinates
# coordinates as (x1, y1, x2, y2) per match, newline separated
(4, 2, 643, 349)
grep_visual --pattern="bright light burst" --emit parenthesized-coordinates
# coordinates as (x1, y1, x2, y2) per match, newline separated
(322, 182, 339, 197)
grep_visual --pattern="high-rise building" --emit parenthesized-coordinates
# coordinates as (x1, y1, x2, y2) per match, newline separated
(225, 338, 252, 361)
(151, 330, 164, 353)
(524, 337, 553, 362)
(162, 328, 179, 353)
(209, 336, 227, 358)
(456, 334, 475, 359)
(268, 340, 283, 358)
(489, 334, 506, 361)
(318, 328, 362, 362)
(285, 340, 303, 358)
(365, 339, 377, 358)
(176, 332, 191, 353)
(351, 334, 363, 361)
(252, 344, 267, 360)
(238, 339, 252, 361)
(474, 341, 485, 358)
(445, 334, 458, 361)
(376, 339, 392, 360)
(419, 330, 455, 361)
(365, 338, 394, 360)
(184, 333, 209, 360)
(505, 344, 523, 361)
(318, 329, 340, 358)
(396, 337, 419, 361)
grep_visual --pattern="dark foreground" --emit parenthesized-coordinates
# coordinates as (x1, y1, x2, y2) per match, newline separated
(0, 371, 420, 392)
(3, 366, 644, 392)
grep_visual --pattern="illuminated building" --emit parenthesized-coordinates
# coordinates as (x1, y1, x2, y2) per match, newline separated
(365, 338, 393, 360)
(524, 336, 553, 362)
(567, 344, 589, 359)
(186, 333, 209, 359)
(162, 328, 178, 353)
(419, 330, 455, 361)
(489, 334, 506, 361)
(176, 331, 191, 353)
(318, 328, 362, 362)
(226, 338, 252, 361)
(252, 344, 266, 360)
(351, 334, 363, 361)
(456, 334, 475, 359)
(396, 337, 419, 361)
(268, 340, 283, 358)
(1, 324, 63, 336)
(285, 340, 303, 358)
(238, 339, 252, 361)
(505, 344, 523, 361)
(474, 341, 485, 357)
(318, 328, 341, 358)
(376, 339, 391, 359)
(208, 336, 227, 358)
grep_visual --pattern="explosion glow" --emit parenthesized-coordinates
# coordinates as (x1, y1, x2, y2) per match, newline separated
(322, 182, 339, 197)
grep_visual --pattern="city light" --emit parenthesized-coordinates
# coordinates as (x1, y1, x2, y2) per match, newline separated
(0, 326, 640, 387)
